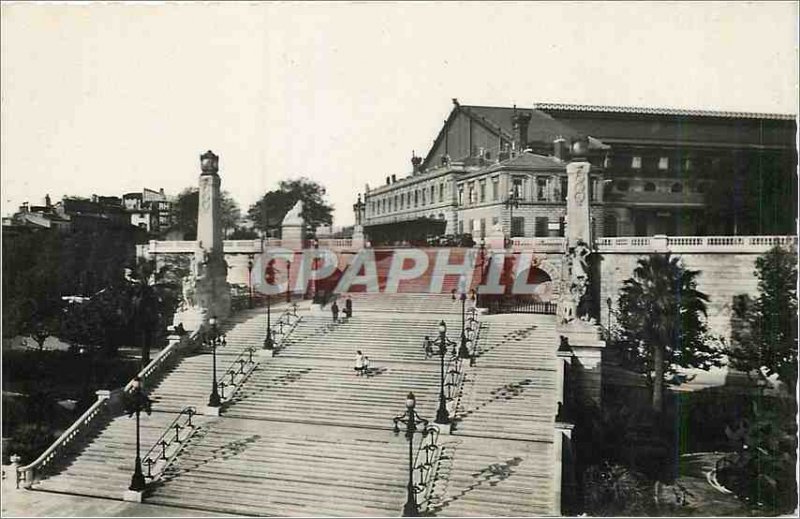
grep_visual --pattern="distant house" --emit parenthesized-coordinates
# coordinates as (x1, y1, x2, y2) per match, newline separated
(122, 187, 173, 235)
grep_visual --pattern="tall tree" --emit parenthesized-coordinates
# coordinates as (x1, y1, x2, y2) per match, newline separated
(166, 188, 242, 239)
(248, 177, 333, 237)
(613, 253, 723, 412)
(729, 245, 798, 389)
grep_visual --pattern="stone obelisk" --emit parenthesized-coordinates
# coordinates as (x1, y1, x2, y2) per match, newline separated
(557, 138, 604, 407)
(195, 150, 231, 323)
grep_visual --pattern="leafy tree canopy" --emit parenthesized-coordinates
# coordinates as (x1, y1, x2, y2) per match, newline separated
(248, 177, 333, 237)
(612, 253, 723, 411)
(729, 245, 798, 389)
(166, 187, 242, 240)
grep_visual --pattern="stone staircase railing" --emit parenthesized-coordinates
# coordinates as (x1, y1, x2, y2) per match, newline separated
(141, 407, 198, 483)
(124, 331, 200, 395)
(15, 330, 202, 489)
(15, 390, 111, 488)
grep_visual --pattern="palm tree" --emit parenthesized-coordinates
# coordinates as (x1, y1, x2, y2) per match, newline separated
(615, 253, 721, 412)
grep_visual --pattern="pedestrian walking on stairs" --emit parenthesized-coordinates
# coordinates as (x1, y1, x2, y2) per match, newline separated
(331, 300, 340, 323)
(354, 350, 366, 376)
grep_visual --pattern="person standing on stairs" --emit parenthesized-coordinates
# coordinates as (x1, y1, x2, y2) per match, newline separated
(344, 295, 353, 319)
(331, 299, 340, 323)
(354, 350, 366, 376)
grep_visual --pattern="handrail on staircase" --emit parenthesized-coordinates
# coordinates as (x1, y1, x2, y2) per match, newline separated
(269, 305, 302, 350)
(412, 424, 442, 511)
(216, 346, 259, 402)
(124, 330, 201, 393)
(16, 391, 111, 488)
(141, 406, 197, 482)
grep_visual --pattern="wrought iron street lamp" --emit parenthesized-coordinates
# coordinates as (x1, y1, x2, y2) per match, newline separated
(606, 297, 612, 330)
(264, 260, 277, 350)
(504, 188, 521, 238)
(286, 259, 292, 303)
(392, 392, 430, 517)
(312, 238, 320, 303)
(458, 293, 470, 359)
(125, 377, 151, 492)
(204, 316, 226, 407)
(477, 237, 486, 307)
(433, 320, 457, 425)
(247, 255, 254, 309)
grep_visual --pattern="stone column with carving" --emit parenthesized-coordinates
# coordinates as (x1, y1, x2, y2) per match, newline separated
(194, 150, 231, 323)
(556, 139, 604, 408)
(352, 193, 366, 249)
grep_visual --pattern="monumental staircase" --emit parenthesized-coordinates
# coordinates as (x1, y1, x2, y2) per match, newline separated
(19, 297, 564, 517)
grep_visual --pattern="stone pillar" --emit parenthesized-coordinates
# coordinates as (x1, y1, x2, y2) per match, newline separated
(565, 159, 592, 248)
(194, 150, 231, 323)
(557, 140, 605, 406)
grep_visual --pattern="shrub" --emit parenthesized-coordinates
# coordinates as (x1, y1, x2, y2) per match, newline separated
(582, 462, 654, 516)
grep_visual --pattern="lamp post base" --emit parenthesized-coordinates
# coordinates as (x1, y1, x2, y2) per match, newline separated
(203, 405, 221, 416)
(435, 407, 450, 426)
(402, 496, 419, 517)
(123, 489, 144, 502)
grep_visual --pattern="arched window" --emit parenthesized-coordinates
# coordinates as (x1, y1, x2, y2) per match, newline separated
(671, 182, 683, 193)
(644, 182, 656, 192)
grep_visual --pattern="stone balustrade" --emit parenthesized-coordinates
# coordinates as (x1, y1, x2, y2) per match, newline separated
(596, 234, 798, 254)
(510, 236, 567, 252)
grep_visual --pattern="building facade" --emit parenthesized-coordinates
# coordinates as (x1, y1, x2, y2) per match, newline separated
(359, 100, 796, 243)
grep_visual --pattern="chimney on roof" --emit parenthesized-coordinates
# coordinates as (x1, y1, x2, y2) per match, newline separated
(386, 176, 391, 186)
(452, 98, 460, 106)
(512, 106, 532, 152)
(45, 194, 51, 208)
(159, 188, 165, 196)
(391, 174, 397, 183)
(553, 137, 568, 161)
(411, 151, 422, 174)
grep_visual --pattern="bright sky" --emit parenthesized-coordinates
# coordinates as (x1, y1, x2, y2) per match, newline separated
(2, 1, 798, 226)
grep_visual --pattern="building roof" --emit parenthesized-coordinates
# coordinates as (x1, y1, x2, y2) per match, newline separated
(532, 102, 796, 121)
(485, 151, 565, 172)
(462, 104, 584, 143)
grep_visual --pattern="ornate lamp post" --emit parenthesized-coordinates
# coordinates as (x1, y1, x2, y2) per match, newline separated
(477, 237, 486, 307)
(606, 297, 613, 330)
(393, 392, 430, 517)
(204, 316, 225, 407)
(432, 320, 456, 425)
(264, 260, 277, 350)
(312, 238, 320, 303)
(286, 259, 292, 303)
(458, 293, 470, 359)
(247, 255, 254, 309)
(504, 188, 521, 238)
(125, 377, 151, 492)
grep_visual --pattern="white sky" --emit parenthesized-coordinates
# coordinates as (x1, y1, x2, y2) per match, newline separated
(2, 1, 798, 226)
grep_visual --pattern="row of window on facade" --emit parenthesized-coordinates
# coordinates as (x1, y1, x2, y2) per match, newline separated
(612, 179, 706, 194)
(456, 216, 566, 238)
(609, 154, 728, 175)
(457, 175, 601, 206)
(369, 181, 450, 216)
